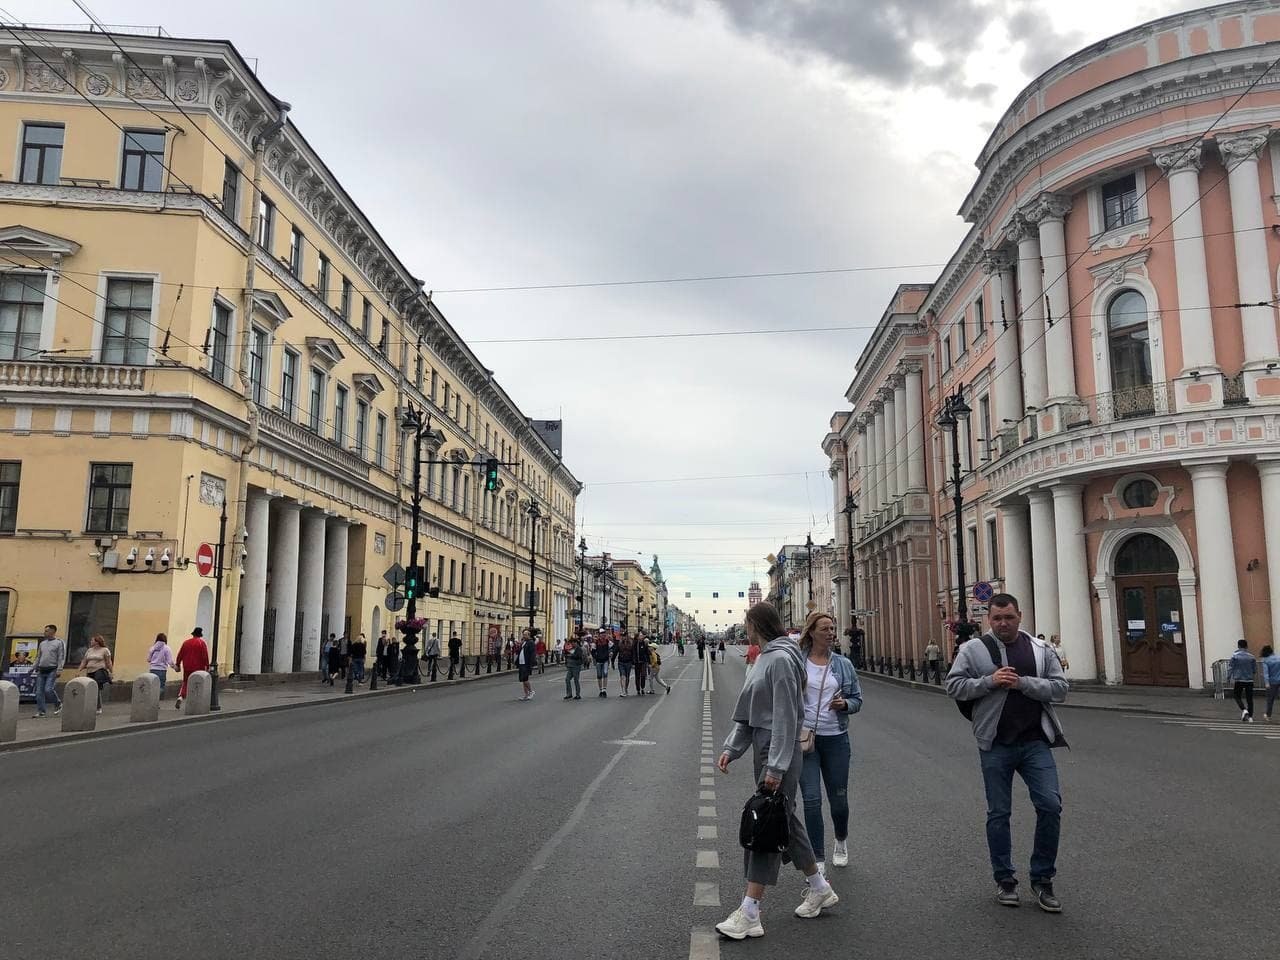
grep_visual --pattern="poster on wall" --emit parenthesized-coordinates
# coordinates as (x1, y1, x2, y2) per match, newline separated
(3, 637, 39, 701)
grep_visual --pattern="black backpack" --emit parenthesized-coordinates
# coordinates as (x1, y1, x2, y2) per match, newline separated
(956, 634, 1003, 721)
(739, 789, 791, 853)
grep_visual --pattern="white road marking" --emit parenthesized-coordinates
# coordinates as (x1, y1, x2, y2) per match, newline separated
(699, 805, 717, 817)
(699, 789, 716, 800)
(700, 776, 716, 786)
(689, 927, 721, 960)
(698, 824, 718, 839)
(693, 881, 721, 906)
(696, 849, 720, 868)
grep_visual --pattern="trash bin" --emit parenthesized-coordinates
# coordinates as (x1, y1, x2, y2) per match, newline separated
(1210, 659, 1231, 699)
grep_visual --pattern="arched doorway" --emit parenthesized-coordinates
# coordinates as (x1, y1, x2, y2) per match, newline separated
(195, 586, 214, 638)
(1114, 533, 1188, 686)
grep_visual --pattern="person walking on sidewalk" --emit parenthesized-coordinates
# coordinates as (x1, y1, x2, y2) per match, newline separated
(797, 612, 862, 877)
(592, 630, 611, 697)
(325, 637, 343, 686)
(1229, 639, 1257, 722)
(517, 629, 537, 701)
(946, 593, 1068, 913)
(696, 636, 705, 661)
(351, 634, 368, 684)
(1262, 645, 1280, 722)
(320, 634, 335, 682)
(716, 602, 838, 941)
(617, 634, 635, 696)
(78, 635, 114, 715)
(386, 632, 401, 681)
(174, 627, 210, 711)
(447, 633, 462, 679)
(33, 624, 66, 718)
(375, 631, 388, 680)
(564, 634, 587, 700)
(924, 640, 943, 684)
(148, 633, 175, 699)
(633, 634, 650, 696)
(535, 633, 547, 673)
(424, 633, 441, 681)
(649, 643, 671, 693)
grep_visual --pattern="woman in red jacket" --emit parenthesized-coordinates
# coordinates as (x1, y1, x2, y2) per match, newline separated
(174, 627, 211, 710)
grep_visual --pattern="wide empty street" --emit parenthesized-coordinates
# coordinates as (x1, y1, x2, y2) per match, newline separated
(4, 653, 1268, 960)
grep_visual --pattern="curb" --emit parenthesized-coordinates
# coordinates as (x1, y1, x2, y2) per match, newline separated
(0, 664, 560, 755)
(859, 670, 1217, 720)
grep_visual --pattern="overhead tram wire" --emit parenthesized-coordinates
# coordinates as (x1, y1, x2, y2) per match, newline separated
(843, 49, 1280, 503)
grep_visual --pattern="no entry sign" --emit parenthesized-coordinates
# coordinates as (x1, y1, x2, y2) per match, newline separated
(195, 542, 216, 577)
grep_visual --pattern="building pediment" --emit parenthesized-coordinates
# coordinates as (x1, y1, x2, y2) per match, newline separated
(352, 372, 384, 399)
(0, 224, 81, 258)
(305, 336, 344, 369)
(251, 290, 292, 330)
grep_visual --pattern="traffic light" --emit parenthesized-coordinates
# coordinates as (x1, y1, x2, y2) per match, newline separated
(484, 458, 499, 492)
(405, 565, 421, 599)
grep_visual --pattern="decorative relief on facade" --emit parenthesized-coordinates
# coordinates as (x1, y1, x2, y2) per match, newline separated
(125, 66, 162, 99)
(84, 72, 110, 96)
(26, 64, 68, 93)
(373, 532, 387, 555)
(1151, 139, 1203, 174)
(214, 94, 226, 114)
(0, 67, 9, 89)
(199, 472, 226, 506)
(175, 76, 199, 102)
(1217, 128, 1270, 163)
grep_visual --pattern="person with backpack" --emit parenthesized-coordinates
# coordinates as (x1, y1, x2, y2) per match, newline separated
(633, 634, 650, 696)
(1228, 639, 1257, 722)
(946, 593, 1068, 913)
(1262, 644, 1280, 722)
(648, 642, 671, 693)
(716, 602, 837, 941)
(797, 612, 862, 877)
(592, 629, 612, 697)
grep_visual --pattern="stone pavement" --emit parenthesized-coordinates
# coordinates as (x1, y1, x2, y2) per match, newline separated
(3, 662, 548, 750)
(861, 669, 1243, 720)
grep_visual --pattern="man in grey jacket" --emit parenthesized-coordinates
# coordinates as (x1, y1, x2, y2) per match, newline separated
(34, 624, 66, 718)
(946, 593, 1068, 914)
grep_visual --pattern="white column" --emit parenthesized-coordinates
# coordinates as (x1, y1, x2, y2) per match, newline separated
(868, 403, 883, 509)
(881, 389, 899, 502)
(298, 511, 327, 672)
(1258, 460, 1280, 654)
(1012, 215, 1048, 409)
(238, 493, 270, 675)
(1028, 193, 1077, 402)
(1189, 462, 1245, 664)
(269, 501, 301, 672)
(324, 520, 349, 640)
(1050, 483, 1096, 680)
(1152, 140, 1219, 374)
(986, 250, 1024, 425)
(904, 365, 926, 490)
(892, 377, 909, 495)
(1026, 490, 1059, 639)
(998, 504, 1035, 630)
(1219, 129, 1279, 367)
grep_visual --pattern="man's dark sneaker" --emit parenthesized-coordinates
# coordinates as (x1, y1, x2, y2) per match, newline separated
(1031, 881, 1062, 913)
(995, 881, 1019, 907)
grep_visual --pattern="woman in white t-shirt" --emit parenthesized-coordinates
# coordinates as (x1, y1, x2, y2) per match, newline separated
(797, 612, 863, 875)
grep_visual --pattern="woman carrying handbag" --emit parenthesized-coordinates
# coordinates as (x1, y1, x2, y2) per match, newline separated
(78, 635, 114, 715)
(797, 611, 863, 876)
(716, 602, 839, 941)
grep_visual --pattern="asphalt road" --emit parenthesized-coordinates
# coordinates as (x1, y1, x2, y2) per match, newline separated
(3, 649, 1270, 959)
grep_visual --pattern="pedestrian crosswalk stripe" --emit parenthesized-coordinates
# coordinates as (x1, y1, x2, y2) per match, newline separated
(1124, 715, 1280, 740)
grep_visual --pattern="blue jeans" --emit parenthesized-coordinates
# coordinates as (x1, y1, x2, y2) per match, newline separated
(35, 670, 60, 714)
(150, 669, 167, 696)
(352, 658, 365, 682)
(799, 733, 851, 861)
(978, 739, 1062, 885)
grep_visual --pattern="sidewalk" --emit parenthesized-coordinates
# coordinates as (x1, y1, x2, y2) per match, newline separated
(861, 670, 1237, 720)
(3, 662, 550, 752)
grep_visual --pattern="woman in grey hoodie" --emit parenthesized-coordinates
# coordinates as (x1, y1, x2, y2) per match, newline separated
(715, 602, 839, 941)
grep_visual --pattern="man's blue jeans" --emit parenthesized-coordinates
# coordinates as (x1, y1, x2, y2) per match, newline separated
(799, 732, 851, 861)
(978, 739, 1062, 885)
(35, 670, 60, 714)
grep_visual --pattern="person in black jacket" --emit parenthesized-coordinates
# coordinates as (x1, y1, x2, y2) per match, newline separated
(592, 630, 612, 698)
(325, 638, 343, 685)
(633, 634, 651, 696)
(375, 631, 388, 680)
(517, 629, 537, 701)
(447, 633, 462, 679)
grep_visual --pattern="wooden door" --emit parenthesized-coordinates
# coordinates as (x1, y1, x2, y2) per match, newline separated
(1117, 575, 1189, 686)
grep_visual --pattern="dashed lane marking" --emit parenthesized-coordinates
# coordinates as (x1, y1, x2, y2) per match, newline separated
(696, 849, 720, 868)
(689, 927, 721, 960)
(697, 824, 717, 839)
(701, 766, 715, 775)
(699, 805, 716, 817)
(699, 790, 716, 800)
(693, 881, 721, 906)
(700, 776, 716, 786)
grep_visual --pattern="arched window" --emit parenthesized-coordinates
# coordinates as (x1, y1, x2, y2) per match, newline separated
(1114, 533, 1178, 575)
(1107, 290, 1154, 417)
(1121, 478, 1158, 509)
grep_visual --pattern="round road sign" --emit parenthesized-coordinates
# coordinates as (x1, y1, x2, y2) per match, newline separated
(973, 581, 995, 603)
(195, 542, 215, 577)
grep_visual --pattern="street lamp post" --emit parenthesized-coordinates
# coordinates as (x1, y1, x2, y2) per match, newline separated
(398, 404, 442, 685)
(577, 536, 587, 634)
(527, 500, 541, 637)
(805, 532, 814, 616)
(938, 385, 974, 656)
(208, 493, 228, 711)
(841, 493, 858, 661)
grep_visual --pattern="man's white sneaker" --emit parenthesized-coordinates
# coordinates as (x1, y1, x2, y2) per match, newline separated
(715, 908, 764, 940)
(795, 885, 839, 918)
(832, 840, 849, 867)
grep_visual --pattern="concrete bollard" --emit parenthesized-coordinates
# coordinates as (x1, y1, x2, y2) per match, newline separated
(61, 677, 98, 732)
(183, 670, 212, 716)
(130, 673, 161, 723)
(0, 679, 18, 742)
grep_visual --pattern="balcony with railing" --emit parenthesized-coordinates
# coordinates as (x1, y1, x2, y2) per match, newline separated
(258, 406, 370, 478)
(0, 359, 148, 391)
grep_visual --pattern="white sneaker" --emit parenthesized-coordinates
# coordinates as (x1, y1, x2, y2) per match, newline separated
(832, 840, 849, 867)
(1245, 713, 1254, 723)
(715, 908, 764, 940)
(795, 884, 839, 919)
(528, 690, 535, 700)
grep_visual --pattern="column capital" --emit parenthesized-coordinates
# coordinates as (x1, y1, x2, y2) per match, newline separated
(997, 501, 1029, 516)
(1024, 192, 1072, 224)
(982, 248, 1015, 275)
(1256, 457, 1280, 478)
(886, 371, 905, 390)
(1151, 138, 1204, 175)
(1007, 214, 1038, 245)
(1025, 487, 1054, 505)
(876, 385, 895, 404)
(1218, 126, 1270, 164)
(1186, 458, 1230, 480)
(1048, 481, 1085, 500)
(852, 412, 871, 430)
(868, 398, 884, 415)
(898, 359, 924, 377)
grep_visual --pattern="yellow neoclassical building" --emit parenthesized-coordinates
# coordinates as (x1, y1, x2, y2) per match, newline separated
(0, 29, 581, 679)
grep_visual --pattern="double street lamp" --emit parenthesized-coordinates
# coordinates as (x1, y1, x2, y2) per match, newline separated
(937, 385, 974, 654)
(399, 404, 445, 685)
(841, 493, 859, 659)
(577, 536, 588, 635)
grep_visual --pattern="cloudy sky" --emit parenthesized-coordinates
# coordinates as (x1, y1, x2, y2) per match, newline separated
(12, 0, 1202, 617)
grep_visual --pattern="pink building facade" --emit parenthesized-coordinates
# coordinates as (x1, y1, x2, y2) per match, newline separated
(825, 2, 1280, 687)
